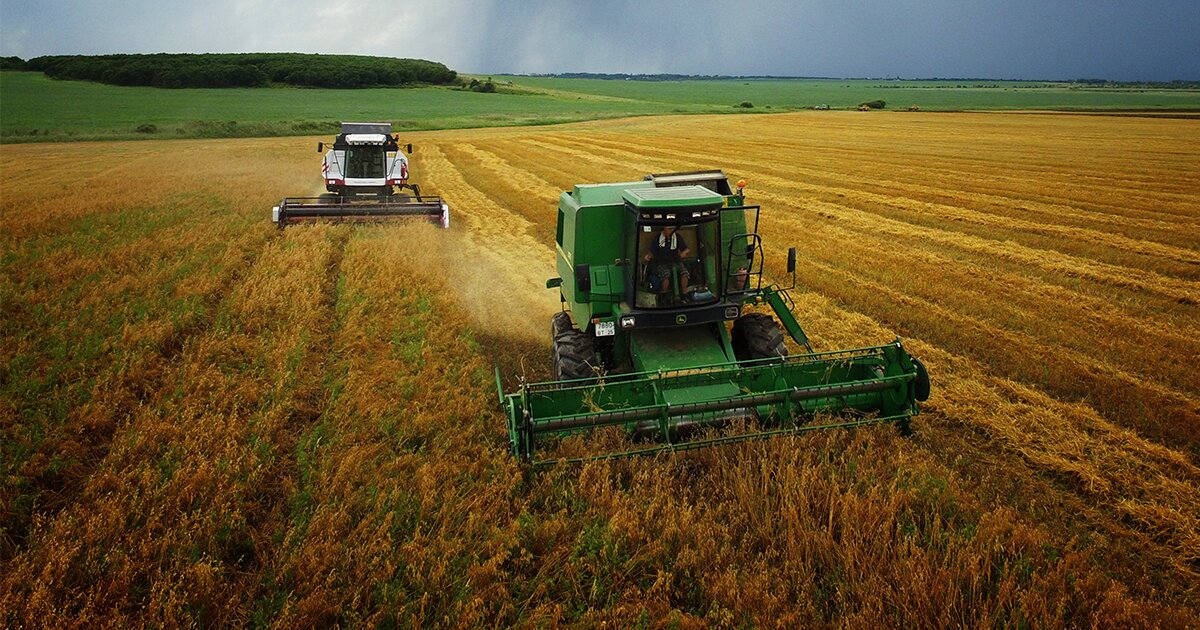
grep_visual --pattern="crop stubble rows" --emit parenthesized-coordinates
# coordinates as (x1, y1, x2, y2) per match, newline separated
(450, 113, 1200, 563)
(2, 111, 1198, 625)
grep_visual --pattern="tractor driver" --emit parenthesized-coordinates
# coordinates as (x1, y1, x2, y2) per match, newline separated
(643, 225, 690, 296)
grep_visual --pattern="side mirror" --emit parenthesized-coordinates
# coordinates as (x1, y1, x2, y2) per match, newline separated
(406, 143, 413, 154)
(574, 264, 591, 292)
(317, 142, 324, 153)
(787, 247, 797, 274)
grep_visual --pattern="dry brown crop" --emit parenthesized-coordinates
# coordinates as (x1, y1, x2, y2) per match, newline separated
(3, 111, 1198, 627)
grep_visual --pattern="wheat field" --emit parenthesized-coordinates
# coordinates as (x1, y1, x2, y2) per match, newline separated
(2, 111, 1198, 627)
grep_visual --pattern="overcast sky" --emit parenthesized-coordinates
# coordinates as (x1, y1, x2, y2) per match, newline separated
(1, 0, 1197, 80)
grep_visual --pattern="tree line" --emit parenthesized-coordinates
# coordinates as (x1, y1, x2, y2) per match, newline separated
(10, 54, 457, 89)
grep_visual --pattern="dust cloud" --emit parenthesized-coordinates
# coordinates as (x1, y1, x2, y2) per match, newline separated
(376, 219, 560, 383)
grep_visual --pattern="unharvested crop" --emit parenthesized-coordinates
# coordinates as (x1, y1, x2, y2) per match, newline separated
(2, 111, 1198, 626)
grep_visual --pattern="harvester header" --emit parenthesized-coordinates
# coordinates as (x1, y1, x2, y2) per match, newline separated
(501, 170, 930, 465)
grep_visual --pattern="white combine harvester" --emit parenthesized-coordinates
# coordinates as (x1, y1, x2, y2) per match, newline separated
(272, 122, 450, 228)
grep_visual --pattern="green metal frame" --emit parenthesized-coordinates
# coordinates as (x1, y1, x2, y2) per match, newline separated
(505, 340, 922, 466)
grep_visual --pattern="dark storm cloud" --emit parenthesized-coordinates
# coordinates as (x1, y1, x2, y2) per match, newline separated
(1, 0, 1197, 80)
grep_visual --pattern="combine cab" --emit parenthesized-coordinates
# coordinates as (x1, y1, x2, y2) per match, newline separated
(273, 122, 449, 228)
(501, 171, 931, 465)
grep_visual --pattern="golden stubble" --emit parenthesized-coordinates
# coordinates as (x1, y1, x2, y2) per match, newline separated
(3, 112, 1198, 626)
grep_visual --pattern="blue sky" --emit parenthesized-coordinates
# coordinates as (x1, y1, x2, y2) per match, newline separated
(1, 0, 1197, 80)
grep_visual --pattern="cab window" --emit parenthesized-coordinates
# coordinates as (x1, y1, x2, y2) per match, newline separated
(634, 222, 719, 308)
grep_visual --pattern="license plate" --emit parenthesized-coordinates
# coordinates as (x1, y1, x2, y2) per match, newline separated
(595, 321, 615, 337)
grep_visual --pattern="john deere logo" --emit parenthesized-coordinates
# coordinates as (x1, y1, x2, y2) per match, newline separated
(675, 314, 688, 325)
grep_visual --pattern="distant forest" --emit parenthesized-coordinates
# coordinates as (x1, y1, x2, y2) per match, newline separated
(7, 54, 457, 89)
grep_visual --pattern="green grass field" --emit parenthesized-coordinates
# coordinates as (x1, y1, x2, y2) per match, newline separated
(503, 76, 1200, 111)
(3, 70, 1198, 143)
(0, 72, 697, 143)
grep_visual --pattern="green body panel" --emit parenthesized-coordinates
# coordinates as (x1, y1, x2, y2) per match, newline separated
(719, 206, 749, 242)
(660, 381, 741, 407)
(555, 187, 633, 326)
(629, 324, 735, 373)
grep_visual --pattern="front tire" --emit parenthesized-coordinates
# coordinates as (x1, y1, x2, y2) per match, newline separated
(550, 311, 574, 338)
(731, 314, 788, 361)
(552, 331, 597, 381)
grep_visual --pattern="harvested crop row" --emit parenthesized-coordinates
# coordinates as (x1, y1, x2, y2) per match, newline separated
(546, 131, 1200, 278)
(480, 132, 1199, 340)
(788, 290, 1200, 600)
(409, 113, 1199, 611)
(413, 144, 561, 356)
(719, 113, 1200, 204)
(469, 126, 1199, 451)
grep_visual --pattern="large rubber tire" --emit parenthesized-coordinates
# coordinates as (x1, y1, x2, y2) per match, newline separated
(551, 313, 597, 381)
(550, 311, 574, 338)
(731, 313, 788, 361)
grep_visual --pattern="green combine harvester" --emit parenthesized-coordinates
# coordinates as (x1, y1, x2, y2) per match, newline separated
(501, 171, 930, 465)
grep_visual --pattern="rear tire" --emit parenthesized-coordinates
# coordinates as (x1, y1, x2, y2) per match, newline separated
(551, 316, 597, 381)
(732, 314, 788, 361)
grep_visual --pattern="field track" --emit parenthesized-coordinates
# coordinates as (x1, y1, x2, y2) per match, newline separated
(3, 111, 1199, 626)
